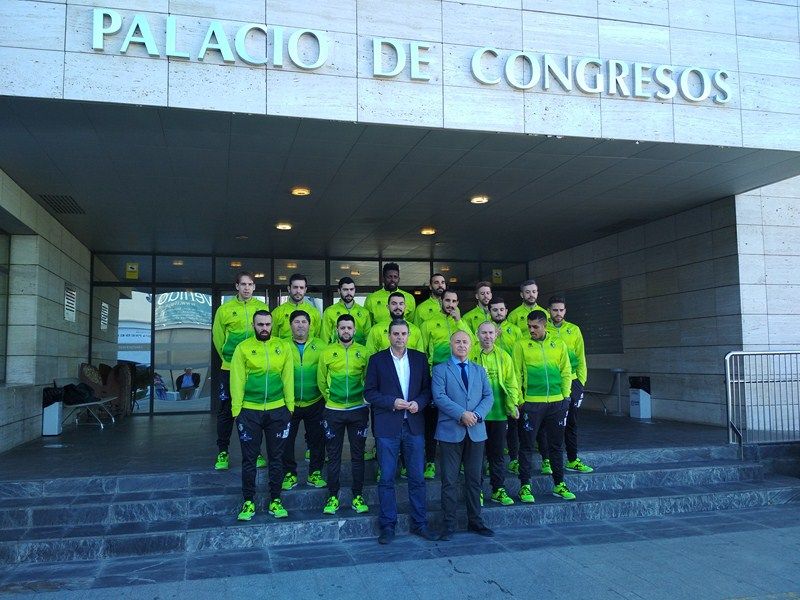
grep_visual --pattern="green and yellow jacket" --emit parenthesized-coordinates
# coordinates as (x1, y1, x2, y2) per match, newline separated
(512, 334, 572, 403)
(469, 346, 521, 421)
(462, 305, 492, 334)
(289, 337, 327, 408)
(317, 342, 369, 410)
(364, 288, 416, 325)
(547, 320, 587, 385)
(414, 296, 442, 327)
(365, 318, 424, 355)
(507, 302, 546, 334)
(212, 296, 269, 370)
(271, 299, 321, 341)
(230, 336, 294, 417)
(495, 320, 524, 357)
(321, 301, 372, 346)
(420, 314, 475, 367)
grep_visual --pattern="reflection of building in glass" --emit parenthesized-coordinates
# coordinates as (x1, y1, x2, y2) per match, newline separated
(117, 291, 152, 366)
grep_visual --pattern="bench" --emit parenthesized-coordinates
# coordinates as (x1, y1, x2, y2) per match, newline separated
(583, 368, 626, 416)
(54, 377, 117, 430)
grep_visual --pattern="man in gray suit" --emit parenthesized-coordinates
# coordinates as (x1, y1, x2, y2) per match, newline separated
(431, 330, 495, 540)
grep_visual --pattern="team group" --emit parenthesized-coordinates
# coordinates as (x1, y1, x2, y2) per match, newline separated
(211, 263, 591, 541)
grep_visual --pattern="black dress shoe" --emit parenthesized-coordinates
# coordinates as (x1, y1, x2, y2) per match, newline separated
(437, 530, 454, 541)
(378, 529, 395, 545)
(410, 527, 437, 541)
(468, 524, 495, 537)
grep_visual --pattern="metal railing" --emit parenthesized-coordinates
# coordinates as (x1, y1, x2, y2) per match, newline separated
(725, 351, 800, 447)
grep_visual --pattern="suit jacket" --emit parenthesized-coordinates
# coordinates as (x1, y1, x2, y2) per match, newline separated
(431, 359, 494, 443)
(364, 348, 431, 438)
(176, 373, 200, 390)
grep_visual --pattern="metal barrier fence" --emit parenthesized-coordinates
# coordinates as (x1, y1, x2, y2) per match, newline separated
(725, 351, 800, 445)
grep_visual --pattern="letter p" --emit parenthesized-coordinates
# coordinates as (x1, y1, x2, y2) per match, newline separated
(93, 8, 122, 50)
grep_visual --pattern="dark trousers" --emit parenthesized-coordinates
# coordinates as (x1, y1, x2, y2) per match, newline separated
(283, 399, 325, 475)
(484, 420, 508, 491)
(323, 407, 369, 497)
(236, 406, 291, 501)
(537, 381, 583, 462)
(376, 420, 426, 532)
(440, 436, 486, 533)
(519, 400, 570, 486)
(216, 369, 234, 452)
(506, 416, 524, 460)
(424, 404, 438, 463)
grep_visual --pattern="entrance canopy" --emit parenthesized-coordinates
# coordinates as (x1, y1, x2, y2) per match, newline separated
(2, 96, 800, 262)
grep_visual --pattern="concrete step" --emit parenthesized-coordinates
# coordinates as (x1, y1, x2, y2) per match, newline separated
(0, 444, 740, 499)
(0, 460, 765, 528)
(1, 475, 798, 564)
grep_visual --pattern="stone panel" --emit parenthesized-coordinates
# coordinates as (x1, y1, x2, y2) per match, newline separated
(360, 0, 443, 42)
(444, 86, 524, 132)
(0, 0, 66, 51)
(442, 1, 522, 48)
(358, 79, 443, 127)
(601, 98, 674, 143)
(268, 0, 357, 34)
(64, 52, 168, 106)
(522, 0, 598, 18)
(673, 105, 742, 147)
(734, 0, 799, 43)
(168, 60, 266, 113)
(598, 19, 670, 64)
(169, 0, 265, 22)
(741, 110, 800, 152)
(522, 11, 599, 57)
(524, 92, 601, 137)
(668, 0, 737, 34)
(267, 70, 357, 121)
(0, 47, 63, 99)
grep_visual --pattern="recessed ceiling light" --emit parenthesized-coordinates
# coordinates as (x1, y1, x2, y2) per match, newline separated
(420, 227, 436, 235)
(449, 277, 458, 283)
(340, 264, 351, 270)
(286, 262, 297, 269)
(470, 195, 489, 204)
(350, 270, 361, 276)
(276, 222, 292, 231)
(413, 290, 422, 295)
(291, 186, 311, 197)
(254, 272, 265, 278)
(172, 259, 184, 267)
(277, 275, 287, 281)
(235, 235, 248, 240)
(440, 265, 450, 272)
(229, 260, 242, 268)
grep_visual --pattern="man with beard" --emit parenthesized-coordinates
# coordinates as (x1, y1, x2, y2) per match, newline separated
(366, 292, 424, 355)
(508, 279, 546, 333)
(462, 281, 493, 333)
(230, 310, 294, 521)
(317, 315, 370, 515)
(271, 273, 321, 340)
(414, 273, 446, 327)
(365, 262, 416, 324)
(322, 276, 372, 346)
(211, 271, 269, 471)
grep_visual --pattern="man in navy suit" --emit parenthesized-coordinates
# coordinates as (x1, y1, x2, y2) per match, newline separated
(432, 330, 495, 540)
(365, 318, 434, 544)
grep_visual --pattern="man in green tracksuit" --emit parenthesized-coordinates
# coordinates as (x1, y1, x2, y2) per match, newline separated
(230, 310, 294, 521)
(414, 273, 446, 327)
(488, 297, 525, 475)
(321, 276, 372, 346)
(211, 272, 269, 471)
(536, 296, 594, 474)
(366, 292, 424, 355)
(512, 309, 576, 503)
(508, 279, 546, 333)
(271, 273, 321, 340)
(469, 321, 521, 507)
(365, 262, 416, 324)
(419, 290, 474, 479)
(281, 310, 328, 492)
(317, 314, 371, 515)
(462, 281, 493, 333)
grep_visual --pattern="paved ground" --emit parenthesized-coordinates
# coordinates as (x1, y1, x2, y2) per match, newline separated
(2, 504, 798, 599)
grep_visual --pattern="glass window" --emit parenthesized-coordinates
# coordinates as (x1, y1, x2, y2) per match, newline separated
(386, 261, 430, 291)
(434, 262, 480, 288)
(156, 256, 211, 284)
(481, 262, 528, 286)
(273, 259, 325, 285)
(215, 257, 271, 286)
(329, 260, 379, 288)
(94, 254, 153, 283)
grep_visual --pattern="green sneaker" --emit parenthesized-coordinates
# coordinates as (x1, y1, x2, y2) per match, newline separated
(351, 495, 369, 513)
(281, 472, 298, 491)
(215, 451, 229, 470)
(256, 454, 267, 469)
(268, 498, 288, 519)
(237, 500, 256, 521)
(304, 449, 310, 462)
(491, 487, 515, 506)
(307, 470, 327, 488)
(565, 457, 594, 473)
(540, 459, 552, 475)
(364, 448, 377, 461)
(400, 466, 408, 479)
(323, 496, 339, 515)
(507, 459, 519, 475)
(424, 462, 436, 480)
(519, 484, 535, 504)
(552, 482, 576, 501)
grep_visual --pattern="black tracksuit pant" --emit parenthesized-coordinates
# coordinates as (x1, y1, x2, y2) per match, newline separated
(506, 415, 524, 461)
(537, 380, 584, 463)
(484, 420, 508, 491)
(217, 369, 235, 453)
(236, 406, 291, 501)
(283, 399, 325, 476)
(323, 406, 369, 498)
(518, 400, 570, 486)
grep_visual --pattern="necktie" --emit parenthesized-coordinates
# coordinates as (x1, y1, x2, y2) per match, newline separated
(459, 362, 469, 391)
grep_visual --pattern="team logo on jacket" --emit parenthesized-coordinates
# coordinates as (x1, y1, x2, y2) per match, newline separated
(550, 341, 556, 348)
(251, 349, 257, 355)
(232, 311, 237, 316)
(566, 328, 572, 334)
(275, 347, 281, 355)
(333, 352, 338, 357)
(355, 351, 362, 359)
